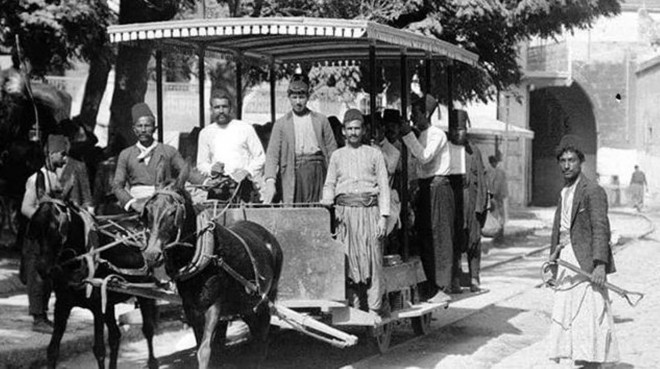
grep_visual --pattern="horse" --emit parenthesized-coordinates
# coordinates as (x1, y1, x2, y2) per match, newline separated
(27, 193, 160, 369)
(141, 168, 283, 369)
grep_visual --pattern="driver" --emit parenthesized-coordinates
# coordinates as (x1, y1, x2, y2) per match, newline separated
(113, 103, 206, 213)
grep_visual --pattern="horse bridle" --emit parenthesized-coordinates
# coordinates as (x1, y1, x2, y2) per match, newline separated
(145, 189, 270, 311)
(144, 190, 189, 250)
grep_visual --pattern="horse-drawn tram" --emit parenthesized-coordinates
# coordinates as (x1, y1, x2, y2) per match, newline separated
(98, 17, 479, 357)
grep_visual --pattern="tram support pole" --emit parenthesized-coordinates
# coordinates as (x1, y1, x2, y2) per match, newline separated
(270, 60, 277, 125)
(399, 49, 410, 261)
(446, 61, 455, 131)
(198, 46, 206, 128)
(236, 55, 243, 120)
(155, 50, 164, 143)
(425, 53, 432, 98)
(369, 43, 377, 124)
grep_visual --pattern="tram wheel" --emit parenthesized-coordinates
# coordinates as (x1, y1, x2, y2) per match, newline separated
(368, 322, 392, 354)
(411, 313, 432, 336)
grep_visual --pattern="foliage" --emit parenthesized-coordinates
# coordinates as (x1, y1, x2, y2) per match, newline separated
(0, 0, 114, 76)
(248, 0, 622, 104)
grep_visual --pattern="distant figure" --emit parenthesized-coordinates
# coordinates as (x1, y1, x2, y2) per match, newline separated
(629, 165, 648, 211)
(611, 175, 621, 206)
(486, 155, 508, 243)
(548, 134, 619, 368)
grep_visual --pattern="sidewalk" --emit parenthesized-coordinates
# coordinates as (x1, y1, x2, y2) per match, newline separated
(0, 206, 652, 369)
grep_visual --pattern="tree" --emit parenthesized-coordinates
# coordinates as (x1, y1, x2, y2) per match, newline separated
(0, 0, 113, 131)
(254, 0, 621, 104)
(106, 0, 181, 153)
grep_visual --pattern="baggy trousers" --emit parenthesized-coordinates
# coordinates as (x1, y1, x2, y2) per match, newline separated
(416, 176, 454, 290)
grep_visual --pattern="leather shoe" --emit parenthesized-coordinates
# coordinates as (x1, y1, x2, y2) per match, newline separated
(470, 283, 481, 293)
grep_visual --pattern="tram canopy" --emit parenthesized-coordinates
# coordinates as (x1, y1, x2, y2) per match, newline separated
(107, 17, 478, 66)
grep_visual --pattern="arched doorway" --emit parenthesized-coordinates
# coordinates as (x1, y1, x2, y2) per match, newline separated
(529, 83, 597, 206)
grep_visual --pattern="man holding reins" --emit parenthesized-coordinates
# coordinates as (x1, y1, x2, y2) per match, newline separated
(113, 103, 206, 213)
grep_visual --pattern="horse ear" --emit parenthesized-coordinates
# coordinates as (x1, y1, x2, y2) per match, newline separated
(155, 161, 167, 190)
(174, 161, 190, 190)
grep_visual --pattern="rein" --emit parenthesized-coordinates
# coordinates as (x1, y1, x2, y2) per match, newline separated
(146, 184, 270, 311)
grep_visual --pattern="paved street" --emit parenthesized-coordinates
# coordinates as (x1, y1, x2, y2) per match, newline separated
(0, 202, 655, 369)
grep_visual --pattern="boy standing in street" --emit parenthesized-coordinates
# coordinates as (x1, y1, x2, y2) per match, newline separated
(548, 134, 619, 368)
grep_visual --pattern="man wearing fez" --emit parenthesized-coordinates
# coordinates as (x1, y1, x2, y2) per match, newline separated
(113, 102, 206, 213)
(263, 74, 337, 204)
(21, 134, 91, 333)
(447, 112, 488, 293)
(399, 94, 453, 303)
(196, 92, 266, 202)
(321, 109, 390, 321)
(547, 134, 619, 368)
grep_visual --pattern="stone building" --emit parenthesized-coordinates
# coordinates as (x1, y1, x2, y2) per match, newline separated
(502, 0, 660, 206)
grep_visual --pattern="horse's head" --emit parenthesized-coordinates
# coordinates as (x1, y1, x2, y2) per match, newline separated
(142, 162, 194, 268)
(27, 199, 78, 280)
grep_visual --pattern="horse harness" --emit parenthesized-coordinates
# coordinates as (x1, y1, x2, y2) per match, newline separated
(150, 189, 272, 312)
(41, 199, 150, 289)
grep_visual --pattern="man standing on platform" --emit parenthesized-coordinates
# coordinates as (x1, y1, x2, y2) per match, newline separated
(113, 103, 206, 213)
(321, 109, 390, 321)
(263, 74, 337, 204)
(448, 118, 488, 293)
(196, 93, 266, 202)
(547, 134, 619, 368)
(399, 94, 453, 303)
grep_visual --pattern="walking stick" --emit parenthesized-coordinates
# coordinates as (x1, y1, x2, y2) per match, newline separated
(541, 259, 645, 307)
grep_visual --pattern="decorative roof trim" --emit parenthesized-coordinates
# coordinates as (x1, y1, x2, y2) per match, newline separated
(107, 17, 478, 66)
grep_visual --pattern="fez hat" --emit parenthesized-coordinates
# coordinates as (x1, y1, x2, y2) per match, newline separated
(131, 103, 154, 124)
(412, 94, 438, 117)
(288, 74, 310, 94)
(555, 134, 584, 157)
(343, 109, 364, 125)
(450, 109, 470, 130)
(46, 134, 69, 153)
(382, 109, 401, 123)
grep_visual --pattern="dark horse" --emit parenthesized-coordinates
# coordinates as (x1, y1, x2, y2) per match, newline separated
(28, 194, 160, 369)
(142, 169, 283, 369)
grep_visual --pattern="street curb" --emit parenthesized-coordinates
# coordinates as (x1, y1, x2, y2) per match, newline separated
(0, 319, 185, 369)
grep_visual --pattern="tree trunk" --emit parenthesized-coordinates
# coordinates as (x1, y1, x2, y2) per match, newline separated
(107, 0, 178, 155)
(77, 53, 112, 132)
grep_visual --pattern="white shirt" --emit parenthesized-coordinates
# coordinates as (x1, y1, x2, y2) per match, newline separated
(401, 126, 450, 178)
(196, 120, 266, 181)
(21, 167, 63, 219)
(560, 177, 580, 235)
(447, 141, 466, 175)
(293, 113, 320, 155)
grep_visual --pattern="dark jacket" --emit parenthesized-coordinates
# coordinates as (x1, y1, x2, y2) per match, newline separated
(463, 143, 488, 249)
(550, 173, 616, 274)
(112, 143, 205, 208)
(264, 111, 337, 203)
(61, 158, 93, 209)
